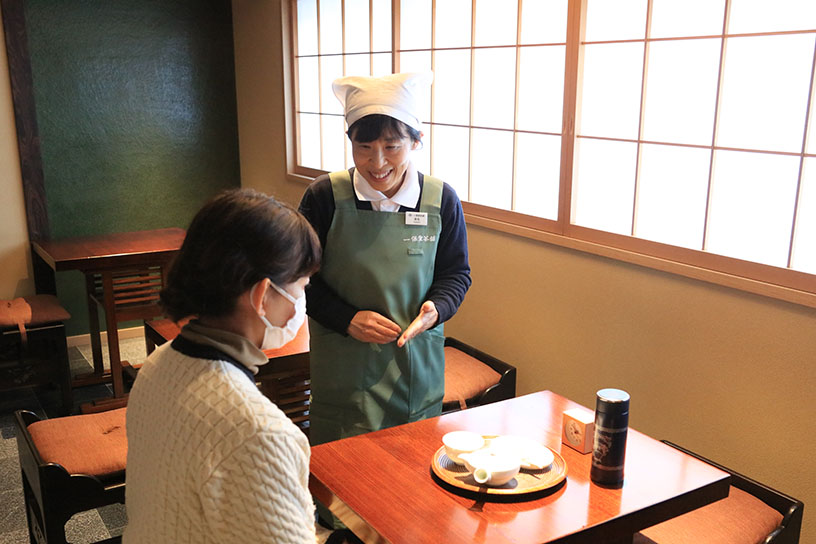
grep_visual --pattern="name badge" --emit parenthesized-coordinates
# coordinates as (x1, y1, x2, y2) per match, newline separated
(405, 212, 428, 226)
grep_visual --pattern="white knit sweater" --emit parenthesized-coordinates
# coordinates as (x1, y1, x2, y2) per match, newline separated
(123, 340, 316, 544)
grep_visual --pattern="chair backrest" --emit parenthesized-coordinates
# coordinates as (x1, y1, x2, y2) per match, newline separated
(442, 337, 517, 413)
(255, 353, 311, 436)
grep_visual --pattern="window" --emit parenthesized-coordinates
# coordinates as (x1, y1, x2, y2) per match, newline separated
(287, 0, 816, 305)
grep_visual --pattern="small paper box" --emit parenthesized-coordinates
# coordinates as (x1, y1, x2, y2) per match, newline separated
(562, 408, 595, 454)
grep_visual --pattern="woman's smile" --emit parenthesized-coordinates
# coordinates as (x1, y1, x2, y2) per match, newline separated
(352, 134, 418, 198)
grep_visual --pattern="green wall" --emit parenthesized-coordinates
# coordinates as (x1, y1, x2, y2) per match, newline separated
(24, 0, 241, 335)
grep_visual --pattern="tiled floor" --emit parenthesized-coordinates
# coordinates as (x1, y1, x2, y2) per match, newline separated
(0, 337, 147, 544)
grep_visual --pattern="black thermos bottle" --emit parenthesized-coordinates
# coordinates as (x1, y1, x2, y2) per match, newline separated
(590, 388, 630, 485)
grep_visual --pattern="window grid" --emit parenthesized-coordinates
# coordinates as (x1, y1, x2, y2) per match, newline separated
(572, 0, 816, 279)
(289, 0, 816, 300)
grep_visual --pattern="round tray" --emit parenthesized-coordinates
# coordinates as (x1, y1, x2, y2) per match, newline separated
(431, 443, 568, 496)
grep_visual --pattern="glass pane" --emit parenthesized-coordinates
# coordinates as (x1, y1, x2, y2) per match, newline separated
(635, 144, 711, 249)
(322, 114, 346, 172)
(296, 0, 318, 56)
(514, 133, 561, 220)
(297, 57, 320, 112)
(298, 113, 321, 168)
(572, 138, 637, 235)
(398, 51, 431, 123)
(729, 0, 816, 34)
(414, 130, 431, 175)
(344, 53, 370, 77)
(475, 0, 518, 47)
(372, 52, 392, 76)
(400, 0, 431, 51)
(706, 150, 800, 267)
(470, 129, 514, 209)
(372, 0, 392, 52)
(520, 0, 568, 44)
(642, 39, 721, 145)
(319, 0, 343, 54)
(517, 45, 565, 133)
(436, 0, 471, 49)
(345, 131, 353, 169)
(472, 48, 516, 130)
(650, 0, 725, 38)
(717, 34, 814, 153)
(433, 49, 471, 126)
(431, 125, 470, 200)
(584, 0, 647, 42)
(808, 82, 816, 156)
(791, 158, 816, 273)
(578, 42, 644, 139)
(344, 0, 370, 54)
(320, 55, 344, 115)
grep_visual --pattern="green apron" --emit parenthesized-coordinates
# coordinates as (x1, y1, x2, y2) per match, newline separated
(309, 169, 446, 446)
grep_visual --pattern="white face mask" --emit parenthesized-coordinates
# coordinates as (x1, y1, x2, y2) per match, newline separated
(254, 281, 307, 350)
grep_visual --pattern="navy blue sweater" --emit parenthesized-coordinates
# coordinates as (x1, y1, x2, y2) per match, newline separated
(298, 169, 472, 335)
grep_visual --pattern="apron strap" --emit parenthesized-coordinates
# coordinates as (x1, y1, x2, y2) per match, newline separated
(419, 175, 443, 214)
(328, 170, 356, 209)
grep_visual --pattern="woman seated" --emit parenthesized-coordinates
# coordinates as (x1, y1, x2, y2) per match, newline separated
(124, 189, 321, 544)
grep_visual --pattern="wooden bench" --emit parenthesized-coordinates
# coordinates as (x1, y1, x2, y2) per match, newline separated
(15, 407, 127, 544)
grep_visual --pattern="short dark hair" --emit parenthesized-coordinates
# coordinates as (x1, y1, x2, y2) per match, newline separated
(347, 114, 422, 144)
(160, 189, 321, 321)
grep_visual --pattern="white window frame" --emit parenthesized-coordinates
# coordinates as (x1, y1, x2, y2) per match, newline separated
(281, 0, 816, 309)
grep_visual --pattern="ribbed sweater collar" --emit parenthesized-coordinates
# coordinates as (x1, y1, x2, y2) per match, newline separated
(178, 319, 269, 375)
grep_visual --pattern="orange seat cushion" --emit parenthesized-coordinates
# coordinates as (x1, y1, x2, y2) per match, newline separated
(27, 407, 128, 477)
(636, 486, 783, 544)
(443, 347, 502, 408)
(25, 294, 71, 325)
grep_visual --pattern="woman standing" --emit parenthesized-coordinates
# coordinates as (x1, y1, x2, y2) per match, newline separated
(299, 72, 471, 447)
(124, 189, 321, 544)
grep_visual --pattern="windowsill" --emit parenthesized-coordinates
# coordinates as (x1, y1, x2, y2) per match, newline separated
(465, 213, 816, 310)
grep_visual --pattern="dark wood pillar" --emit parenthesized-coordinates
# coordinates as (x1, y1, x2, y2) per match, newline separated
(2, 0, 50, 242)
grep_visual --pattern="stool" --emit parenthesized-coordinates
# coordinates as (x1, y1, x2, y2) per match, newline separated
(442, 337, 517, 413)
(1, 295, 72, 414)
(634, 441, 803, 544)
(15, 407, 127, 544)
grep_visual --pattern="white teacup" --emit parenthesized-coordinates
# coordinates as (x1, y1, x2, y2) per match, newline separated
(459, 450, 521, 486)
(442, 431, 485, 464)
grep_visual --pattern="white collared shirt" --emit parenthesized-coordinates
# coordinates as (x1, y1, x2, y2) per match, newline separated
(353, 164, 420, 212)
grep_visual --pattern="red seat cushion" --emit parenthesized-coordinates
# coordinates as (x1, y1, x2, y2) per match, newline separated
(635, 486, 783, 544)
(443, 346, 502, 409)
(28, 407, 128, 477)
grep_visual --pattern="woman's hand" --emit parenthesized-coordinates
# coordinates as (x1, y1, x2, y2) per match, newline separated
(348, 310, 402, 344)
(397, 301, 438, 347)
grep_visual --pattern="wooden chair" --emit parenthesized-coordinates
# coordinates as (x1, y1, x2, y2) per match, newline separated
(144, 318, 312, 435)
(1, 295, 72, 415)
(634, 440, 803, 544)
(441, 337, 517, 413)
(14, 407, 127, 544)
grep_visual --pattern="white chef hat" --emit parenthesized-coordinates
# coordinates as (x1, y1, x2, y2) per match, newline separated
(332, 72, 434, 132)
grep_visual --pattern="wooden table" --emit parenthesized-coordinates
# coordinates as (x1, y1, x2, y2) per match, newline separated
(31, 228, 185, 403)
(309, 390, 731, 544)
